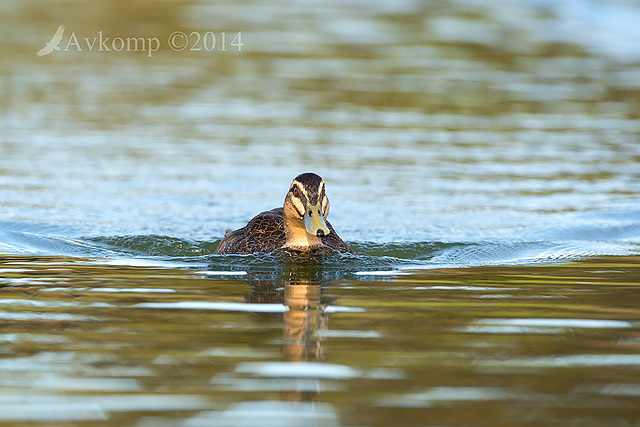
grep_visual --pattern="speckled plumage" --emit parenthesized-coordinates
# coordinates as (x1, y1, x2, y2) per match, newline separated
(216, 173, 354, 255)
(216, 208, 353, 255)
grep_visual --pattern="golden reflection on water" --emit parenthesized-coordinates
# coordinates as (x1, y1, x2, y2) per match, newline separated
(1, 256, 640, 425)
(283, 282, 326, 365)
(243, 263, 331, 407)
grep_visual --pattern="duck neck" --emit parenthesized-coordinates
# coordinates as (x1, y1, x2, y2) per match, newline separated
(284, 219, 323, 252)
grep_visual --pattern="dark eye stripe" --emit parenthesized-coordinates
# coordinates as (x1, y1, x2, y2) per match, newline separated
(291, 184, 309, 202)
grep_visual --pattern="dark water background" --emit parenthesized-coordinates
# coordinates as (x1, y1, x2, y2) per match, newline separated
(1, 0, 640, 425)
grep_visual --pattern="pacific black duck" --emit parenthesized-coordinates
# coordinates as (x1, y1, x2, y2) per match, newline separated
(216, 173, 353, 255)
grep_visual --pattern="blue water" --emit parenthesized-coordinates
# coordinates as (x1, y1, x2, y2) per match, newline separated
(1, 126, 640, 270)
(2, 0, 640, 271)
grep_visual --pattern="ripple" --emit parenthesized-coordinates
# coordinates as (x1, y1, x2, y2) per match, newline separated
(1, 221, 639, 273)
(210, 374, 344, 392)
(184, 401, 338, 427)
(474, 318, 633, 329)
(134, 301, 289, 313)
(0, 311, 99, 322)
(0, 400, 107, 422)
(0, 394, 211, 422)
(378, 387, 522, 408)
(200, 270, 248, 276)
(315, 330, 382, 338)
(235, 362, 359, 379)
(30, 376, 141, 392)
(460, 318, 635, 334)
(489, 354, 640, 368)
(86, 287, 177, 293)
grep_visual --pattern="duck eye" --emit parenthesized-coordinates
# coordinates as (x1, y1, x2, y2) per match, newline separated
(292, 186, 300, 197)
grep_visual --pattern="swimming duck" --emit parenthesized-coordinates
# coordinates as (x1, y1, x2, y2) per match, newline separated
(216, 173, 354, 255)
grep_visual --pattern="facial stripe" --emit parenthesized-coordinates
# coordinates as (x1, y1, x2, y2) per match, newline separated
(292, 178, 325, 205)
(291, 183, 306, 201)
(321, 194, 329, 217)
(293, 181, 311, 202)
(291, 196, 305, 218)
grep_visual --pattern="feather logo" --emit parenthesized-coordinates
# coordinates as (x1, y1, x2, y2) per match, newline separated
(36, 25, 65, 56)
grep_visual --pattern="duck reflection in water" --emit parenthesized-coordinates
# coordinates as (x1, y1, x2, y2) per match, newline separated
(245, 260, 333, 403)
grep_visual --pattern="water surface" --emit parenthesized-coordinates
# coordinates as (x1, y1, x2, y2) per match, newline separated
(1, 256, 640, 426)
(1, 0, 640, 425)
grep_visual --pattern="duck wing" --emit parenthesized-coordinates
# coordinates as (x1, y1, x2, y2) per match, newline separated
(322, 220, 354, 254)
(215, 208, 285, 254)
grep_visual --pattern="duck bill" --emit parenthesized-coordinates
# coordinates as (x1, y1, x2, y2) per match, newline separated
(303, 202, 330, 238)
